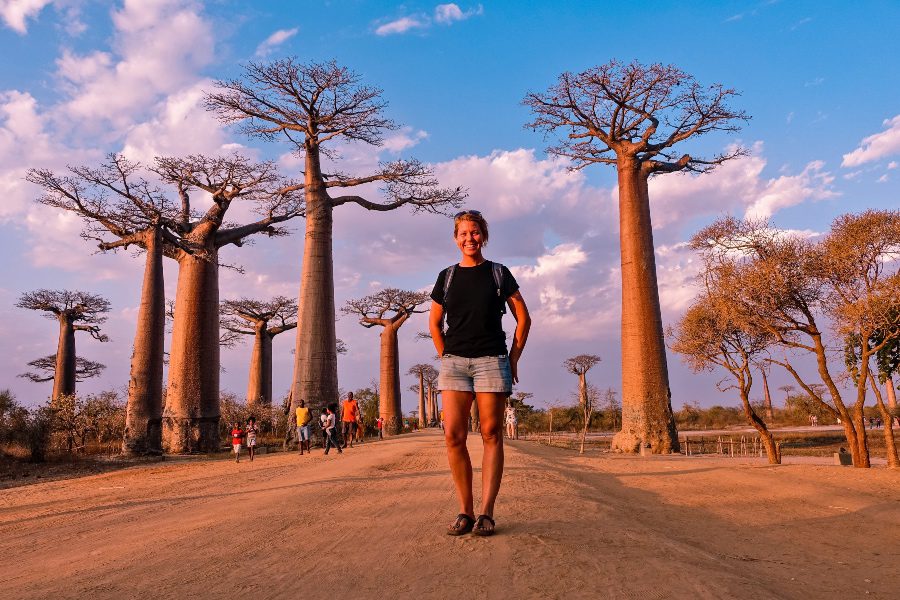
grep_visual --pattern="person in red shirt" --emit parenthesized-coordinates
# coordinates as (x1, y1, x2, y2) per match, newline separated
(376, 416, 384, 440)
(341, 392, 360, 448)
(230, 422, 244, 463)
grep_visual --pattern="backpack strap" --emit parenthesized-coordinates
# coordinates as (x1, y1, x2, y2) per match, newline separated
(439, 264, 457, 333)
(491, 261, 507, 315)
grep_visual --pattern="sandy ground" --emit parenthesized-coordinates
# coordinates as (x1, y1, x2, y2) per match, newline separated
(0, 430, 897, 600)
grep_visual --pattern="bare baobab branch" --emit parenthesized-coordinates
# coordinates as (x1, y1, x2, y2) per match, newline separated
(20, 354, 106, 383)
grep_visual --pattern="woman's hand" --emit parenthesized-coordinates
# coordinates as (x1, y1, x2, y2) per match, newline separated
(510, 356, 519, 385)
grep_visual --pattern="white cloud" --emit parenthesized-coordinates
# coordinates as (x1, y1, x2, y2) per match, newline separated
(877, 174, 889, 183)
(375, 3, 482, 35)
(55, 0, 215, 133)
(743, 160, 836, 219)
(888, 161, 898, 170)
(382, 127, 428, 153)
(0, 0, 53, 33)
(254, 27, 298, 57)
(434, 3, 482, 24)
(375, 16, 427, 36)
(842, 115, 900, 167)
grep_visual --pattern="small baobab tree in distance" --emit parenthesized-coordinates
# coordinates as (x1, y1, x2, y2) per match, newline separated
(407, 363, 433, 428)
(205, 58, 465, 423)
(221, 296, 299, 408)
(563, 354, 601, 454)
(342, 288, 430, 435)
(525, 61, 749, 453)
(16, 290, 110, 401)
(153, 154, 303, 453)
(27, 155, 185, 455)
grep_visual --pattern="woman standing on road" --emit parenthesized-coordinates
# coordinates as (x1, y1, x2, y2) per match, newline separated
(429, 210, 531, 536)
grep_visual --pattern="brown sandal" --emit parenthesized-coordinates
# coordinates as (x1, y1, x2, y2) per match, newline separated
(472, 514, 495, 536)
(447, 513, 475, 536)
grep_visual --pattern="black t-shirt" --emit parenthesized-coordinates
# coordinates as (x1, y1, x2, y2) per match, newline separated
(430, 261, 519, 358)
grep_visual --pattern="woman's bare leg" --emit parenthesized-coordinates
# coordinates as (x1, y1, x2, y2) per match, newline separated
(443, 390, 475, 522)
(476, 392, 506, 525)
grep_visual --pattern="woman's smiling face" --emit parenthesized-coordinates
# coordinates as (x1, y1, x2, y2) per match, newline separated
(455, 219, 484, 258)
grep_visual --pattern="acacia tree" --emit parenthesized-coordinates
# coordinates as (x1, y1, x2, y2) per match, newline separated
(407, 363, 432, 428)
(669, 295, 781, 464)
(27, 156, 185, 455)
(20, 355, 105, 384)
(343, 288, 430, 435)
(205, 59, 465, 423)
(692, 212, 900, 467)
(525, 61, 748, 453)
(221, 296, 299, 407)
(16, 290, 110, 401)
(153, 154, 303, 453)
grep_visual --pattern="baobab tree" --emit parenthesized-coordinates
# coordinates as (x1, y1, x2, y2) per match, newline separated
(205, 58, 465, 422)
(221, 296, 298, 408)
(27, 155, 184, 455)
(422, 363, 440, 424)
(525, 61, 748, 453)
(563, 354, 601, 407)
(342, 288, 430, 435)
(407, 363, 432, 428)
(563, 354, 601, 454)
(20, 355, 105, 384)
(16, 290, 110, 401)
(153, 154, 303, 453)
(669, 295, 781, 464)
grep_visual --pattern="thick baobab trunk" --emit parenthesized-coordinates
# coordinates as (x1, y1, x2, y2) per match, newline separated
(123, 230, 165, 455)
(247, 324, 273, 408)
(761, 370, 774, 422)
(52, 317, 76, 400)
(163, 241, 221, 453)
(379, 323, 402, 436)
(291, 161, 338, 418)
(611, 163, 679, 454)
(417, 371, 426, 428)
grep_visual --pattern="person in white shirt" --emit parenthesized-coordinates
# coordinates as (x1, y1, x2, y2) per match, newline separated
(504, 402, 518, 440)
(323, 404, 343, 455)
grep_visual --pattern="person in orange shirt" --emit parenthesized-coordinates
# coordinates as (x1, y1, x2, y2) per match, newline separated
(341, 391, 360, 448)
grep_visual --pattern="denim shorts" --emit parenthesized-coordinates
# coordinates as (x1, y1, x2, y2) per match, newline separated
(438, 353, 512, 394)
(297, 425, 310, 441)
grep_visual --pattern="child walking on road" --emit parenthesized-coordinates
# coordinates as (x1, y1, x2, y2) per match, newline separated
(231, 422, 244, 463)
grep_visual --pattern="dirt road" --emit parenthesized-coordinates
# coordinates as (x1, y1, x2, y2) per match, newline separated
(1, 429, 897, 599)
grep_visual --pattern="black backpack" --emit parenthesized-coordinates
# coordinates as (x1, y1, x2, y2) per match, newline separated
(440, 261, 508, 332)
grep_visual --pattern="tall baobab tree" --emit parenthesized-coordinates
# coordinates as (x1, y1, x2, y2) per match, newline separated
(761, 369, 775, 422)
(205, 58, 465, 422)
(221, 296, 299, 408)
(16, 290, 110, 401)
(525, 61, 748, 453)
(342, 288, 430, 435)
(407, 363, 432, 428)
(564, 354, 601, 454)
(20, 355, 105, 385)
(27, 155, 183, 455)
(153, 154, 303, 453)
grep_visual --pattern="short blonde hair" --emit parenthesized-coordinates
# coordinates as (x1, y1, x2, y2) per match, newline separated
(453, 211, 489, 244)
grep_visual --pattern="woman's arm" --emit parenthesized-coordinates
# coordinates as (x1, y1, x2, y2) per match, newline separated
(428, 301, 445, 356)
(506, 291, 531, 385)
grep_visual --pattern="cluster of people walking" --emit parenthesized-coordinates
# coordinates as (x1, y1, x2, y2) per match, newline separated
(293, 392, 382, 455)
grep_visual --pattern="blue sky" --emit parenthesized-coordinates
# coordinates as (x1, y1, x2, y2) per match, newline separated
(1, 0, 898, 413)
